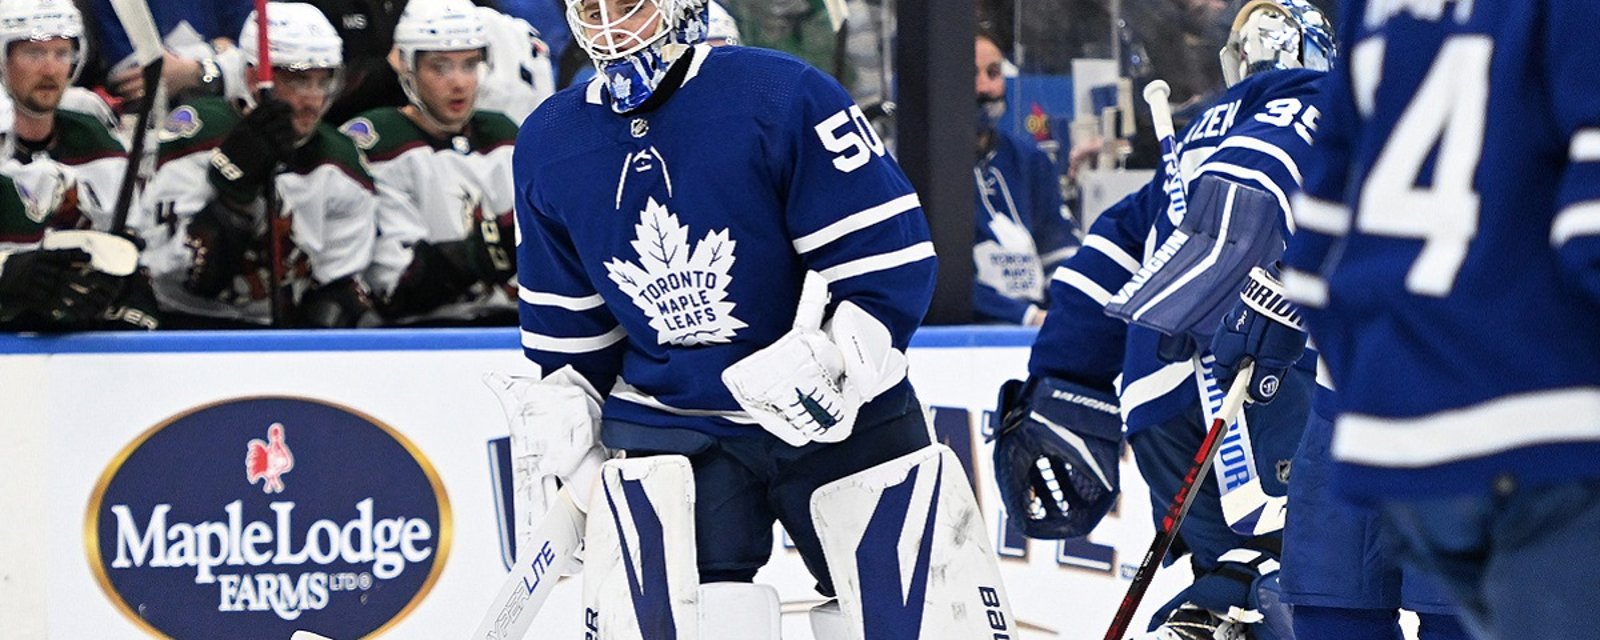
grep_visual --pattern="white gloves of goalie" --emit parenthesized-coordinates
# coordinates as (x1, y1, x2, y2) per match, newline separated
(722, 271, 908, 447)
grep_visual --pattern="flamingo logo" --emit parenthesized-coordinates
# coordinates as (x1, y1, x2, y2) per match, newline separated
(246, 423, 296, 493)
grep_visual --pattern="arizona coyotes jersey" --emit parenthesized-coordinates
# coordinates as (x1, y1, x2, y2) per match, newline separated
(340, 108, 518, 324)
(973, 130, 1079, 324)
(0, 109, 128, 246)
(135, 97, 377, 325)
(1029, 68, 1324, 432)
(515, 44, 935, 438)
(1285, 0, 1600, 501)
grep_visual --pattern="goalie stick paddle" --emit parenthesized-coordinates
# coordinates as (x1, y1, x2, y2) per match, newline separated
(471, 486, 586, 640)
(1102, 363, 1254, 640)
(106, 0, 163, 235)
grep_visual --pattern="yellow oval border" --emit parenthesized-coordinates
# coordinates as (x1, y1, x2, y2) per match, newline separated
(82, 395, 454, 640)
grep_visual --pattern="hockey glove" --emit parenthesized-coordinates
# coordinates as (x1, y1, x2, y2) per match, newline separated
(183, 200, 262, 298)
(0, 248, 125, 329)
(1144, 542, 1290, 640)
(208, 96, 295, 205)
(1210, 266, 1307, 404)
(991, 375, 1122, 539)
(100, 268, 163, 331)
(724, 272, 908, 447)
(294, 276, 382, 328)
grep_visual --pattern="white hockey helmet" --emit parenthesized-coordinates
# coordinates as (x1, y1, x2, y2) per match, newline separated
(706, 1, 739, 46)
(565, 0, 707, 63)
(1219, 0, 1335, 87)
(0, 0, 87, 84)
(394, 0, 489, 71)
(238, 2, 344, 72)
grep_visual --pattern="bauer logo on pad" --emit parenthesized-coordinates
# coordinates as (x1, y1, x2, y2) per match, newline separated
(85, 397, 451, 639)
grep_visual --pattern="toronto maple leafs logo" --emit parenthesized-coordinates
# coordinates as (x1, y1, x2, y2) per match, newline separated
(605, 198, 747, 346)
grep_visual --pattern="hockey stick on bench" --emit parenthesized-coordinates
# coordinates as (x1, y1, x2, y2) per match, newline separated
(1102, 362, 1254, 640)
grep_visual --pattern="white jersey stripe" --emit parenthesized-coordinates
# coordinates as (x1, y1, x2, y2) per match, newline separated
(793, 193, 922, 254)
(1282, 267, 1330, 308)
(1119, 360, 1194, 423)
(1213, 136, 1304, 186)
(1571, 129, 1600, 162)
(1051, 266, 1113, 307)
(1333, 387, 1600, 467)
(819, 241, 935, 282)
(520, 326, 626, 353)
(1293, 193, 1352, 235)
(1083, 235, 1140, 273)
(1039, 245, 1079, 266)
(611, 380, 759, 424)
(519, 286, 606, 311)
(1551, 201, 1600, 247)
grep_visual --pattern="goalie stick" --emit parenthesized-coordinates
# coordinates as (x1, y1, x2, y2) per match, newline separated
(471, 486, 586, 640)
(106, 0, 162, 235)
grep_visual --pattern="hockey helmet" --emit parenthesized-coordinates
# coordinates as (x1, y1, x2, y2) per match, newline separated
(238, 3, 344, 73)
(1219, 0, 1335, 87)
(0, 0, 87, 85)
(706, 1, 739, 46)
(394, 0, 489, 72)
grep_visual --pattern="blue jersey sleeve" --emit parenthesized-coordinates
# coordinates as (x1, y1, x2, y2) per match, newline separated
(1026, 144, 1081, 271)
(1283, 25, 1358, 310)
(514, 142, 626, 393)
(778, 66, 936, 348)
(1027, 180, 1160, 391)
(1547, 0, 1600, 302)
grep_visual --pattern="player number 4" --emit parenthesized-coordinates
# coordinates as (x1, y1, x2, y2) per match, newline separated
(815, 105, 887, 173)
(1355, 35, 1493, 297)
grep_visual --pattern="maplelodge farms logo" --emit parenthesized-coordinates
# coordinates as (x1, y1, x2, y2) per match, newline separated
(85, 397, 451, 639)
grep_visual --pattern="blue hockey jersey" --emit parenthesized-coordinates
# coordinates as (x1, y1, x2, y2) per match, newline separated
(1029, 68, 1325, 433)
(513, 44, 935, 439)
(973, 130, 1081, 325)
(1284, 0, 1600, 501)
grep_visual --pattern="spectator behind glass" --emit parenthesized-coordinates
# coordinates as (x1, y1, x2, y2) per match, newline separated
(86, 0, 252, 104)
(972, 30, 1080, 326)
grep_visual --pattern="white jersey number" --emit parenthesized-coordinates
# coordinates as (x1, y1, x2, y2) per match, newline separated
(815, 105, 887, 173)
(1355, 35, 1493, 297)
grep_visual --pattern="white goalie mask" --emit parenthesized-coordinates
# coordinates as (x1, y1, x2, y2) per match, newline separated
(1219, 0, 1335, 87)
(392, 0, 488, 126)
(565, 0, 708, 112)
(0, 0, 87, 87)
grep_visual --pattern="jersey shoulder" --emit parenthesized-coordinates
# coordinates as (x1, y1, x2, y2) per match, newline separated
(1234, 68, 1327, 107)
(52, 110, 126, 161)
(469, 110, 519, 148)
(699, 46, 837, 114)
(156, 97, 239, 162)
(340, 107, 426, 161)
(305, 123, 376, 191)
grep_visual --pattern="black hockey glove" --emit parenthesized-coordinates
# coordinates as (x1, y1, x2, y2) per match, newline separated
(183, 200, 262, 298)
(0, 248, 124, 329)
(991, 375, 1123, 539)
(208, 96, 295, 204)
(378, 214, 517, 318)
(295, 276, 381, 328)
(100, 268, 163, 331)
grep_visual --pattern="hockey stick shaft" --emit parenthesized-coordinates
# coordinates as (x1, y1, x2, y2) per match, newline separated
(1101, 363, 1253, 640)
(106, 0, 163, 235)
(472, 487, 586, 640)
(253, 0, 287, 326)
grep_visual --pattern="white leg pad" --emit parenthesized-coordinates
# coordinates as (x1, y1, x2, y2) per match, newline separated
(697, 582, 781, 640)
(809, 444, 1017, 640)
(583, 456, 699, 640)
(809, 599, 849, 640)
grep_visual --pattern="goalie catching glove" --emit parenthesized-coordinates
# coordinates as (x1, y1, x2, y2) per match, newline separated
(722, 271, 908, 447)
(991, 375, 1123, 539)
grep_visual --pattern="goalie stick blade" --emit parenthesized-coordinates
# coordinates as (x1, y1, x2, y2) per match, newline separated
(1221, 477, 1287, 536)
(109, 0, 162, 67)
(472, 488, 586, 640)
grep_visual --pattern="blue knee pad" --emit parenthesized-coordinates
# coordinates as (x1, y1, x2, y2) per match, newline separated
(1149, 545, 1293, 639)
(1291, 606, 1401, 640)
